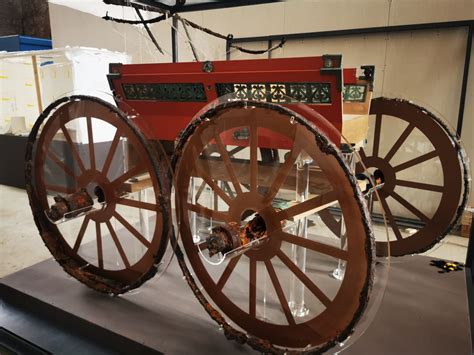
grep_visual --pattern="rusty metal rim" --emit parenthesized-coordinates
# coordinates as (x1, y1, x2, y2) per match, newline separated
(171, 100, 375, 354)
(25, 95, 171, 294)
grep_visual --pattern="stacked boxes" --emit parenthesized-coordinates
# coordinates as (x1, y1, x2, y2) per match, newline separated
(0, 47, 130, 135)
(461, 207, 472, 238)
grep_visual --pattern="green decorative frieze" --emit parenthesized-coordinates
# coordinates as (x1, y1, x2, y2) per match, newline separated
(216, 82, 332, 104)
(343, 84, 367, 102)
(122, 83, 207, 101)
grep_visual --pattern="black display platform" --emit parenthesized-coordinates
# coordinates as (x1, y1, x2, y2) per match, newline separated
(0, 255, 471, 354)
(0, 134, 28, 189)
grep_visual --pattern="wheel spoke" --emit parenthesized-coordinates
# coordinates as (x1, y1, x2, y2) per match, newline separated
(221, 181, 236, 199)
(216, 255, 242, 290)
(86, 116, 96, 170)
(102, 130, 122, 176)
(96, 221, 103, 269)
(201, 144, 218, 158)
(194, 162, 233, 206)
(187, 203, 229, 222)
(111, 164, 145, 188)
(277, 231, 348, 260)
(393, 150, 438, 172)
(241, 183, 251, 192)
(227, 145, 245, 157)
(249, 123, 258, 193)
(396, 179, 444, 193)
(106, 220, 131, 268)
(379, 197, 403, 241)
(214, 131, 243, 195)
(47, 151, 75, 178)
(318, 209, 342, 238)
(384, 123, 415, 162)
(113, 211, 151, 247)
(265, 260, 296, 326)
(249, 258, 257, 318)
(276, 190, 338, 221)
(264, 146, 301, 202)
(116, 198, 160, 211)
(277, 250, 331, 308)
(60, 124, 86, 173)
(372, 114, 382, 157)
(390, 190, 430, 223)
(73, 216, 90, 252)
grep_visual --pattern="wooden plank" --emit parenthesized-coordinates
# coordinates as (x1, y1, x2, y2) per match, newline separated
(31, 55, 43, 113)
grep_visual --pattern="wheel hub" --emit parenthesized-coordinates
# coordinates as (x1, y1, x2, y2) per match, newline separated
(77, 170, 116, 223)
(224, 192, 283, 261)
(361, 156, 395, 196)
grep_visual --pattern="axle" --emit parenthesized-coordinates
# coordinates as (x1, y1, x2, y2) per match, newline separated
(46, 188, 94, 222)
(206, 214, 268, 257)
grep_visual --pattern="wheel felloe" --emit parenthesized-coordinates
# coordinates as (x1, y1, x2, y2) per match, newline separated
(173, 101, 375, 352)
(358, 97, 468, 257)
(26, 95, 170, 294)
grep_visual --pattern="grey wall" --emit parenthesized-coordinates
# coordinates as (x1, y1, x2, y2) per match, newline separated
(0, 0, 51, 39)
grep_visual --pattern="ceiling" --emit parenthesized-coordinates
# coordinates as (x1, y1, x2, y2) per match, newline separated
(48, 0, 281, 19)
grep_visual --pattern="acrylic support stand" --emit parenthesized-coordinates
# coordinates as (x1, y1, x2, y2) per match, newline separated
(288, 157, 311, 317)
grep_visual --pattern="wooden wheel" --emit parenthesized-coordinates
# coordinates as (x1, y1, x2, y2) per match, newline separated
(358, 97, 469, 256)
(25, 95, 170, 294)
(173, 101, 375, 352)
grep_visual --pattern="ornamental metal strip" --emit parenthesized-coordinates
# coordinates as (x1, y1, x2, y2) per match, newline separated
(122, 83, 207, 101)
(343, 84, 367, 103)
(216, 82, 332, 104)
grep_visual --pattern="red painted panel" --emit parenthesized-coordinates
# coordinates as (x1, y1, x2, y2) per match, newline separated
(110, 56, 359, 147)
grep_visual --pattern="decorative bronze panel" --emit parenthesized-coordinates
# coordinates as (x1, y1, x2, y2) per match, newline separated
(122, 83, 207, 101)
(343, 84, 367, 102)
(216, 82, 332, 104)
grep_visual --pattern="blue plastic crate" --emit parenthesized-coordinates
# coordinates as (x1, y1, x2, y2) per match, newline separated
(0, 35, 52, 52)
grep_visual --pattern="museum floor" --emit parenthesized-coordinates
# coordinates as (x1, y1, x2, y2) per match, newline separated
(0, 183, 471, 354)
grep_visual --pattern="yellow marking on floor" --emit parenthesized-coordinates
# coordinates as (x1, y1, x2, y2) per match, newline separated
(0, 76, 8, 79)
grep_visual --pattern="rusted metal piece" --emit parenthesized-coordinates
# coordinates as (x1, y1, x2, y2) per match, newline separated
(46, 188, 94, 222)
(207, 223, 240, 257)
(357, 97, 470, 257)
(207, 215, 267, 257)
(172, 100, 375, 353)
(25, 95, 172, 294)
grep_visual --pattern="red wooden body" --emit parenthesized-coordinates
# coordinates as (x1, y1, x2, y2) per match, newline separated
(108, 56, 359, 147)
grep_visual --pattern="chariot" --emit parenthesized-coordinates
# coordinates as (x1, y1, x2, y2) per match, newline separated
(25, 54, 469, 353)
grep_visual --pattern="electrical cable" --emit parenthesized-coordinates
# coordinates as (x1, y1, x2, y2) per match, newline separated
(102, 1, 286, 59)
(179, 17, 200, 61)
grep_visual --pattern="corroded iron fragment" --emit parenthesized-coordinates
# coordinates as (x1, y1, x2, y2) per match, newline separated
(46, 188, 94, 222)
(206, 215, 267, 257)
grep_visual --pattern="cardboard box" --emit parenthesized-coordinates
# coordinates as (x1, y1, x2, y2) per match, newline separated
(461, 207, 472, 238)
